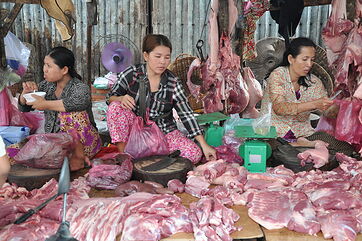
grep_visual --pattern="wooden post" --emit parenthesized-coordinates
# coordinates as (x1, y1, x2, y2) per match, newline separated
(86, 0, 97, 86)
(236, 0, 244, 68)
(218, 0, 229, 35)
(346, 0, 356, 21)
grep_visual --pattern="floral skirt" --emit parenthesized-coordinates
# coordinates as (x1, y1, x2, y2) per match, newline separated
(58, 111, 101, 158)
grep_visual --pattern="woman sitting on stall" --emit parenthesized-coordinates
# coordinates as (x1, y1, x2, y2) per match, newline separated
(106, 34, 216, 163)
(19, 46, 101, 170)
(260, 37, 333, 139)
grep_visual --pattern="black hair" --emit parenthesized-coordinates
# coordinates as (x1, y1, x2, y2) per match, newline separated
(280, 37, 316, 88)
(142, 34, 172, 54)
(47, 46, 82, 80)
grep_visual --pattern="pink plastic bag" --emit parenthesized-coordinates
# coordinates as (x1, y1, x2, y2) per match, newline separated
(0, 89, 11, 126)
(0, 87, 42, 132)
(125, 116, 169, 159)
(315, 115, 336, 136)
(14, 133, 74, 169)
(335, 99, 362, 144)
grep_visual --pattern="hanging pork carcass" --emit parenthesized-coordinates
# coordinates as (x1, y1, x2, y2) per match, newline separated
(187, 0, 251, 114)
(322, 0, 354, 69)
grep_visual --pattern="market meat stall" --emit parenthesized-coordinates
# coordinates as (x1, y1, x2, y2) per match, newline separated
(3, 154, 362, 241)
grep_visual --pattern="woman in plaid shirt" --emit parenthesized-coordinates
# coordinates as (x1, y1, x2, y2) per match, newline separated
(106, 34, 216, 163)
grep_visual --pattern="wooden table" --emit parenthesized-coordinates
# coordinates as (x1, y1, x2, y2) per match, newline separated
(262, 227, 362, 241)
(162, 192, 264, 241)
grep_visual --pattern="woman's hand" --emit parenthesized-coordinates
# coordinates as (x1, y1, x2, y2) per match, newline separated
(119, 94, 136, 110)
(21, 81, 38, 94)
(312, 97, 334, 111)
(201, 144, 217, 161)
(20, 81, 38, 105)
(28, 95, 47, 110)
(195, 135, 217, 161)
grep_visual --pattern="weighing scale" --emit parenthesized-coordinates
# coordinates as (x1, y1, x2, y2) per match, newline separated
(195, 112, 230, 147)
(235, 125, 277, 173)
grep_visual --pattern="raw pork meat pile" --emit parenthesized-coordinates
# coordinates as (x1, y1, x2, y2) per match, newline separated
(0, 175, 241, 241)
(184, 155, 362, 241)
(0, 177, 90, 240)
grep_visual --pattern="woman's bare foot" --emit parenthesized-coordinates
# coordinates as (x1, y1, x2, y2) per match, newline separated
(69, 141, 86, 171)
(116, 142, 126, 153)
(69, 155, 85, 171)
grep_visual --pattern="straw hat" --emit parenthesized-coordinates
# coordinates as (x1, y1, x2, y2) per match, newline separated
(40, 0, 75, 41)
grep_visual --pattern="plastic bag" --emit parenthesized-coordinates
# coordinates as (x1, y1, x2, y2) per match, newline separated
(14, 133, 74, 169)
(222, 130, 245, 154)
(4, 32, 30, 77)
(0, 87, 43, 132)
(252, 102, 272, 135)
(315, 115, 336, 136)
(224, 113, 254, 134)
(125, 116, 170, 159)
(0, 89, 11, 126)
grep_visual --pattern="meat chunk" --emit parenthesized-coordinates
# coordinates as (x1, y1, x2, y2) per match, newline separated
(167, 179, 185, 193)
(241, 67, 263, 118)
(297, 142, 329, 168)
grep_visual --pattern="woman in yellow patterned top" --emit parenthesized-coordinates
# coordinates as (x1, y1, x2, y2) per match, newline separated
(260, 37, 333, 139)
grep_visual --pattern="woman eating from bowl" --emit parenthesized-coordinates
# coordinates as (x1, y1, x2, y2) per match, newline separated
(19, 46, 101, 170)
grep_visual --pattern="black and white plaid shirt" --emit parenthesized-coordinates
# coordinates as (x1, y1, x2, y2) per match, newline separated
(106, 64, 203, 138)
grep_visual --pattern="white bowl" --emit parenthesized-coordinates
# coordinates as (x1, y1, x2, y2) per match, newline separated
(23, 91, 46, 102)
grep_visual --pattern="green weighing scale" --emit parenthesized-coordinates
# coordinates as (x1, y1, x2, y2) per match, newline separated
(195, 112, 230, 147)
(235, 125, 277, 173)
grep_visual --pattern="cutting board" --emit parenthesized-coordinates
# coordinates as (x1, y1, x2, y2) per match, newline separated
(8, 164, 60, 190)
(133, 155, 193, 186)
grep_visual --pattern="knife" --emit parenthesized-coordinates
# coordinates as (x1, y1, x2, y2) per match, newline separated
(330, 90, 342, 100)
(14, 193, 59, 224)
